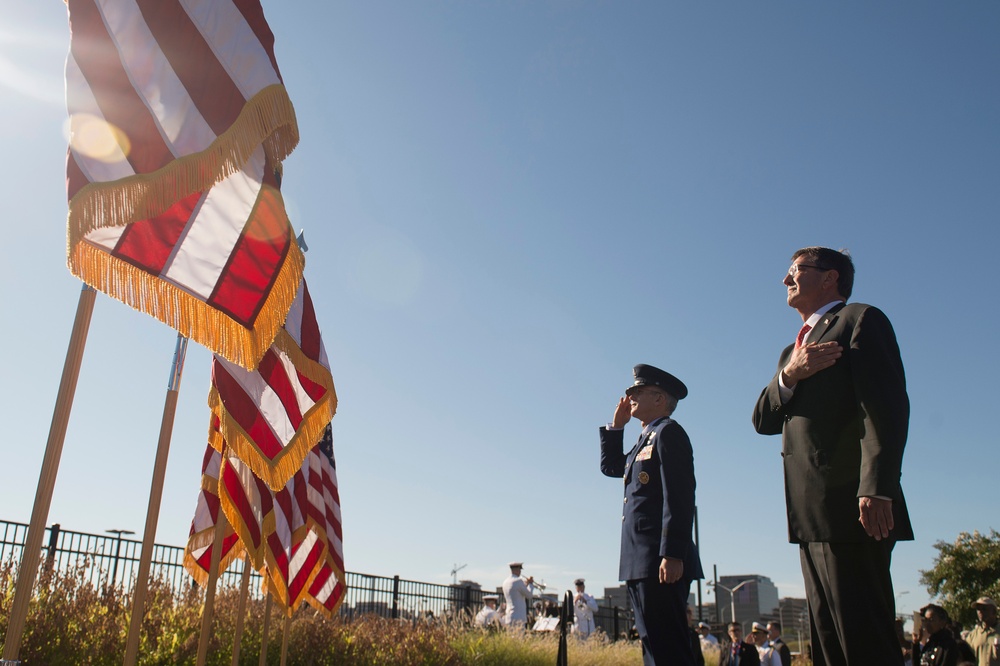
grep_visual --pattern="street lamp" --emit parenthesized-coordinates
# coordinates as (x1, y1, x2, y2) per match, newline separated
(106, 529, 134, 586)
(710, 579, 753, 631)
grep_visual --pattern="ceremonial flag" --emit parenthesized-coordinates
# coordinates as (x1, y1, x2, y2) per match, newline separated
(65, 0, 303, 369)
(183, 420, 243, 585)
(303, 425, 346, 616)
(187, 417, 344, 614)
(210, 278, 335, 490)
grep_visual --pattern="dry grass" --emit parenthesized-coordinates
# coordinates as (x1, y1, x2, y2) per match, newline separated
(1, 561, 815, 665)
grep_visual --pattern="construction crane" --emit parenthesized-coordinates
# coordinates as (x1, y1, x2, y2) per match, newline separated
(450, 563, 467, 585)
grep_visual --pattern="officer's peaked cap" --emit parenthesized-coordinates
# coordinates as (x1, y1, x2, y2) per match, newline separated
(625, 364, 688, 400)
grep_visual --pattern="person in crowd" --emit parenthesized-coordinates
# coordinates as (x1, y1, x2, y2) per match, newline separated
(913, 604, 959, 666)
(753, 247, 912, 665)
(474, 594, 501, 629)
(687, 606, 706, 666)
(572, 578, 599, 638)
(600, 364, 704, 665)
(766, 621, 791, 666)
(501, 561, 534, 628)
(699, 621, 720, 649)
(721, 622, 760, 666)
(951, 621, 978, 663)
(966, 597, 1000, 666)
(751, 622, 781, 666)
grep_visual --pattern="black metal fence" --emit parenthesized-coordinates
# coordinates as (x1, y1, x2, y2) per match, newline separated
(0, 519, 631, 638)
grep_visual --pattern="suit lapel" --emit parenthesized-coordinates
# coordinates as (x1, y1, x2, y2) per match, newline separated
(808, 301, 847, 344)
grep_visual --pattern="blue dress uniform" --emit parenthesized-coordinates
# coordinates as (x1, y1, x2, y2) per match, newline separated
(600, 365, 704, 665)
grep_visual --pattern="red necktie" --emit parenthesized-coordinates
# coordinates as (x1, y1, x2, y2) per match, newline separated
(795, 323, 812, 348)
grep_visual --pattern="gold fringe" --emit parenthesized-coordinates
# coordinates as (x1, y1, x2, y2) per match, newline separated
(272, 328, 339, 417)
(182, 518, 244, 587)
(216, 395, 335, 492)
(218, 447, 278, 574)
(258, 524, 325, 617)
(68, 205, 304, 370)
(302, 555, 347, 617)
(67, 84, 298, 247)
(207, 386, 225, 453)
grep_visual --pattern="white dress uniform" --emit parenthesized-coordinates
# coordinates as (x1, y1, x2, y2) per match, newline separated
(502, 574, 534, 627)
(474, 604, 501, 628)
(572, 591, 599, 638)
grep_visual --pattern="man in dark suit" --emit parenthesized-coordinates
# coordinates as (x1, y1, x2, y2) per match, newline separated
(766, 621, 792, 666)
(721, 623, 761, 666)
(752, 247, 912, 665)
(601, 364, 703, 666)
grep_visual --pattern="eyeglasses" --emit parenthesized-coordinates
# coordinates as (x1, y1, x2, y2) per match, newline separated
(787, 263, 828, 277)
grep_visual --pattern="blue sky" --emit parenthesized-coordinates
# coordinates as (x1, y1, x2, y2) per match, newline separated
(2, 1, 998, 625)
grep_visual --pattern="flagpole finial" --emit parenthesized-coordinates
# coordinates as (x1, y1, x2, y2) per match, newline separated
(296, 230, 308, 253)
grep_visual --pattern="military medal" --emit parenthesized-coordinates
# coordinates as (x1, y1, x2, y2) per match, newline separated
(638, 471, 649, 484)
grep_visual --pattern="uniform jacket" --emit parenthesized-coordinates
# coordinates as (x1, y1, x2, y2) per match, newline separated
(770, 637, 791, 666)
(752, 302, 913, 543)
(502, 575, 533, 625)
(600, 417, 703, 581)
(572, 592, 598, 636)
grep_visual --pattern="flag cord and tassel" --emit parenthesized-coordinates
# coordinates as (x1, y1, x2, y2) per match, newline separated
(196, 512, 228, 666)
(123, 334, 189, 666)
(1, 285, 97, 661)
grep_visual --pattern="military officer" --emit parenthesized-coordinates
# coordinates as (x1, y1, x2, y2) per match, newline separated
(572, 578, 599, 638)
(502, 562, 534, 628)
(600, 364, 704, 665)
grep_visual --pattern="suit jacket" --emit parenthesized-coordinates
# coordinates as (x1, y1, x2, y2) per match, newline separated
(752, 302, 913, 543)
(771, 637, 791, 666)
(720, 641, 761, 666)
(600, 417, 704, 581)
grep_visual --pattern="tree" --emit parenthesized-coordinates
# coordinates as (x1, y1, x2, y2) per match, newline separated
(920, 530, 1000, 626)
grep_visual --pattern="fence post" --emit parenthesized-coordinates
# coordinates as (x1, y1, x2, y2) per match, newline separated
(44, 523, 60, 573)
(391, 575, 400, 619)
(613, 605, 620, 642)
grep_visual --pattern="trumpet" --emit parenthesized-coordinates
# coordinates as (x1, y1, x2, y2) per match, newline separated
(522, 576, 546, 590)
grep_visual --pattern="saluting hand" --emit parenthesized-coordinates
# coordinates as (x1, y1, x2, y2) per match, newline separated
(781, 341, 843, 387)
(612, 397, 631, 429)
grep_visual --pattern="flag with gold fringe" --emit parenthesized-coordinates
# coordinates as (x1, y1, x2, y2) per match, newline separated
(65, 0, 302, 369)
(302, 425, 346, 616)
(182, 421, 244, 586)
(210, 278, 335, 490)
(214, 423, 344, 615)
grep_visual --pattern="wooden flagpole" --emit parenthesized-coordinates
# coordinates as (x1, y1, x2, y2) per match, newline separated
(259, 593, 273, 666)
(196, 514, 227, 666)
(230, 554, 253, 666)
(280, 614, 291, 666)
(123, 334, 189, 666)
(2, 285, 97, 661)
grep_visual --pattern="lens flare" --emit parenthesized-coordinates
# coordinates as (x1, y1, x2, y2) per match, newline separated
(67, 113, 131, 162)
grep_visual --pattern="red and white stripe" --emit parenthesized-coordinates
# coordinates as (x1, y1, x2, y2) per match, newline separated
(183, 430, 243, 585)
(65, 0, 301, 369)
(304, 425, 345, 615)
(212, 278, 336, 491)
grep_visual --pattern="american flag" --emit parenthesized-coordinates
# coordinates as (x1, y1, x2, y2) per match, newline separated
(183, 422, 243, 586)
(210, 278, 336, 491)
(65, 0, 302, 369)
(211, 421, 344, 615)
(302, 426, 345, 616)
